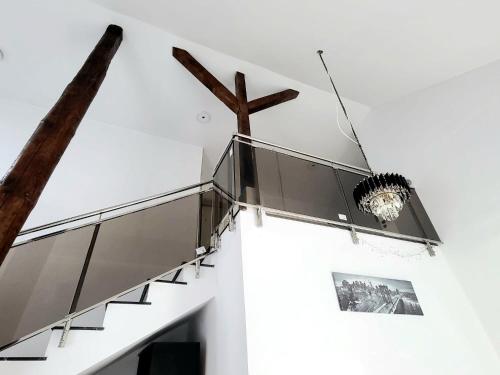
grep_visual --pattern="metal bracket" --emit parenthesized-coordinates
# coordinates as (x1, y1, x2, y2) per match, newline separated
(215, 232, 221, 250)
(256, 207, 263, 227)
(58, 318, 72, 348)
(228, 214, 236, 232)
(195, 260, 201, 279)
(195, 246, 207, 256)
(350, 227, 359, 245)
(425, 242, 436, 257)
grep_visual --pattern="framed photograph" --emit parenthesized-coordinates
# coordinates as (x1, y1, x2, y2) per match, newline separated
(332, 272, 423, 315)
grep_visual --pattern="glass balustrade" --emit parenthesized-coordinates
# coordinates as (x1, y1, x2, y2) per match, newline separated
(75, 195, 200, 311)
(0, 185, 223, 351)
(227, 135, 440, 243)
(0, 134, 440, 352)
(0, 226, 95, 349)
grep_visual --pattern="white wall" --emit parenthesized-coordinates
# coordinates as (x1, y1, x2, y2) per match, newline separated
(360, 60, 500, 356)
(193, 216, 248, 375)
(0, 98, 203, 229)
(238, 210, 500, 374)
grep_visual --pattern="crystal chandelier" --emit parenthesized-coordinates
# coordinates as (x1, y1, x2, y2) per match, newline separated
(317, 50, 411, 222)
(353, 173, 410, 221)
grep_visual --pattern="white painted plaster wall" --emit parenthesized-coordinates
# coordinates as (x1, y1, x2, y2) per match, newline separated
(193, 215, 248, 375)
(238, 210, 500, 374)
(360, 60, 500, 356)
(0, 98, 203, 229)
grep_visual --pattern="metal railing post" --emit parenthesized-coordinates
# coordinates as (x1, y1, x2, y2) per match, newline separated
(425, 241, 436, 257)
(58, 318, 72, 348)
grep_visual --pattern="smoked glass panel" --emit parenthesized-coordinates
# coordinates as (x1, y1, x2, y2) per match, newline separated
(234, 142, 284, 209)
(213, 144, 235, 199)
(199, 191, 214, 249)
(336, 169, 384, 230)
(277, 154, 351, 222)
(380, 191, 426, 239)
(233, 142, 260, 205)
(406, 189, 440, 241)
(0, 226, 94, 348)
(254, 147, 285, 211)
(213, 190, 231, 233)
(76, 195, 199, 311)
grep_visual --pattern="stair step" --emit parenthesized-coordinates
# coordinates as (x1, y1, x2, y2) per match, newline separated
(0, 254, 217, 372)
(155, 279, 188, 285)
(108, 301, 151, 306)
(113, 285, 149, 304)
(70, 305, 106, 330)
(0, 330, 51, 361)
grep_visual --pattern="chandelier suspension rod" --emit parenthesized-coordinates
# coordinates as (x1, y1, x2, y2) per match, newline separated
(316, 50, 373, 174)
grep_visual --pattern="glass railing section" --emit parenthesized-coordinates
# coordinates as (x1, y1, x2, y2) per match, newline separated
(0, 134, 440, 352)
(222, 134, 440, 243)
(0, 182, 230, 351)
(0, 226, 95, 350)
(74, 194, 201, 311)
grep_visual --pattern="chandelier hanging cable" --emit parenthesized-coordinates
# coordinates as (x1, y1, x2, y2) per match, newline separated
(316, 50, 411, 222)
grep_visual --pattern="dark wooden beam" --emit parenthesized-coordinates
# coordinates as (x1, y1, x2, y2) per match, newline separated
(235, 72, 259, 203)
(235, 72, 251, 136)
(172, 46, 299, 138)
(172, 47, 238, 113)
(0, 25, 123, 267)
(248, 89, 299, 114)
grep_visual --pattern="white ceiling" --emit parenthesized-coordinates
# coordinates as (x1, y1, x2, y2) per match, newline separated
(0, 0, 370, 175)
(94, 0, 500, 106)
(4, 0, 498, 178)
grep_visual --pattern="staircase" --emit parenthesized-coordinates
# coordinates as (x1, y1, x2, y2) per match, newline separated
(0, 134, 440, 374)
(0, 181, 233, 374)
(0, 254, 216, 374)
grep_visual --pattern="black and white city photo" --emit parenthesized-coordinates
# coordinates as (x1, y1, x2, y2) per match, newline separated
(332, 272, 423, 315)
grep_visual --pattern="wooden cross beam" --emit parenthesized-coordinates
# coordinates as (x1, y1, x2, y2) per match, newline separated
(172, 47, 299, 136)
(0, 25, 123, 267)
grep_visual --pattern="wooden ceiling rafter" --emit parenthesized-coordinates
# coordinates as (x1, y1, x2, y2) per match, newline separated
(172, 47, 299, 136)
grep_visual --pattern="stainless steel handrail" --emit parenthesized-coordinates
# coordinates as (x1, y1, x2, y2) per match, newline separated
(233, 133, 373, 175)
(17, 181, 213, 238)
(18, 133, 369, 238)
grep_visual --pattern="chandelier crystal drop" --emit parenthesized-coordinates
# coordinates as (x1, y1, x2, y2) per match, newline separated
(317, 50, 411, 222)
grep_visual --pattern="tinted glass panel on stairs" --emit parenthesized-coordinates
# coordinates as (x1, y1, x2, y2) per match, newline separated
(0, 226, 94, 349)
(199, 191, 214, 249)
(75, 194, 200, 311)
(213, 143, 235, 199)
